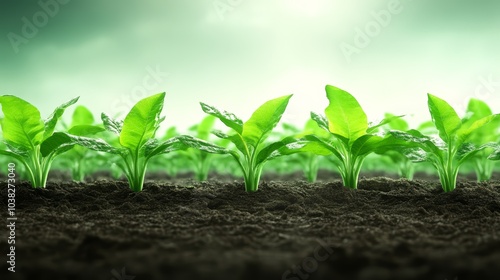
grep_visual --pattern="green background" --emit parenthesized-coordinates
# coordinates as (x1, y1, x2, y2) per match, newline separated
(1, 0, 499, 131)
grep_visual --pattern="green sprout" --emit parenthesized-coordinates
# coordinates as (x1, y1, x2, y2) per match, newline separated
(185, 95, 303, 192)
(40, 93, 217, 192)
(0, 95, 79, 188)
(390, 94, 500, 192)
(293, 85, 405, 189)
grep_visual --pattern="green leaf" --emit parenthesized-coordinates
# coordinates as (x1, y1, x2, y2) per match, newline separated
(324, 85, 368, 142)
(43, 97, 79, 139)
(41, 132, 122, 157)
(242, 95, 292, 147)
(427, 94, 461, 143)
(0, 95, 45, 151)
(197, 115, 216, 140)
(301, 134, 342, 158)
(385, 113, 409, 131)
(367, 115, 405, 133)
(489, 149, 500, 160)
(265, 137, 334, 162)
(255, 137, 297, 165)
(178, 135, 229, 154)
(68, 125, 105, 136)
(101, 113, 123, 135)
(71, 105, 94, 126)
(457, 114, 499, 144)
(120, 93, 165, 150)
(200, 102, 243, 134)
(145, 135, 229, 159)
(310, 112, 330, 132)
(458, 142, 499, 163)
(403, 147, 431, 163)
(212, 130, 248, 155)
(389, 129, 443, 160)
(351, 135, 384, 157)
(465, 98, 492, 121)
(0, 149, 27, 163)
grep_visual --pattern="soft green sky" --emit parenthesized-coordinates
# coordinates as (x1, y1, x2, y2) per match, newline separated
(1, 0, 499, 131)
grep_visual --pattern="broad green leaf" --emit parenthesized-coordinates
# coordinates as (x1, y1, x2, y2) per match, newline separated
(457, 114, 499, 144)
(427, 94, 461, 143)
(197, 115, 216, 140)
(200, 102, 243, 134)
(0, 95, 45, 151)
(120, 93, 165, 150)
(101, 113, 123, 135)
(301, 134, 343, 159)
(68, 125, 105, 136)
(255, 137, 297, 165)
(390, 129, 443, 160)
(71, 105, 94, 127)
(403, 147, 430, 163)
(324, 85, 368, 142)
(41, 132, 122, 157)
(458, 142, 499, 164)
(242, 95, 292, 147)
(43, 97, 79, 139)
(351, 135, 384, 157)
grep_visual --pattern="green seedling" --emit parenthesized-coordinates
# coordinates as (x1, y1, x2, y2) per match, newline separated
(390, 94, 499, 192)
(0, 95, 79, 188)
(185, 115, 218, 181)
(56, 105, 105, 181)
(40, 93, 216, 192)
(186, 95, 302, 192)
(461, 98, 500, 182)
(293, 85, 405, 189)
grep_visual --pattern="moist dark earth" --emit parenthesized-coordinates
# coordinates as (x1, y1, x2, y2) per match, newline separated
(1, 171, 500, 280)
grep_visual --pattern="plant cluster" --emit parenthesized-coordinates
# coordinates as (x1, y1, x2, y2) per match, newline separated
(1, 86, 499, 192)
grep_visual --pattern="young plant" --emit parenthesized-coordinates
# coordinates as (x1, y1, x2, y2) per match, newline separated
(56, 105, 105, 181)
(0, 95, 79, 188)
(462, 98, 500, 182)
(296, 85, 405, 189)
(40, 93, 214, 192)
(189, 95, 301, 192)
(390, 94, 499, 192)
(185, 116, 218, 181)
(280, 120, 331, 182)
(376, 113, 416, 180)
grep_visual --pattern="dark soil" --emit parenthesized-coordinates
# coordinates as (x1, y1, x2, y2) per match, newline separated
(1, 175, 500, 280)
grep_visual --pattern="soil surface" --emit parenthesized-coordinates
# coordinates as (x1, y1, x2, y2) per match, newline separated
(1, 175, 500, 280)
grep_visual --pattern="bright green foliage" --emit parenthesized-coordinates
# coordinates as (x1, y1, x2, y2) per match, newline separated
(184, 116, 219, 181)
(279, 120, 331, 182)
(0, 95, 78, 188)
(377, 113, 415, 180)
(40, 93, 217, 192)
(291, 85, 406, 189)
(56, 105, 105, 181)
(461, 99, 500, 182)
(390, 94, 500, 192)
(188, 95, 301, 192)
